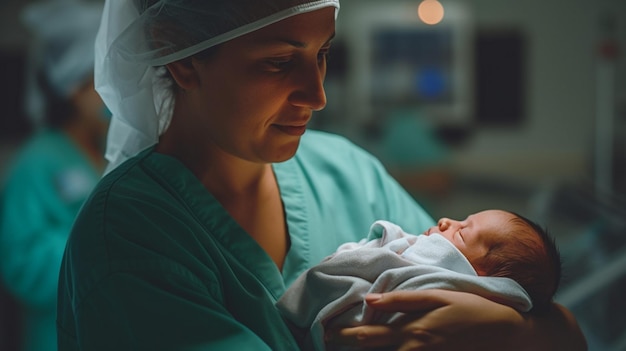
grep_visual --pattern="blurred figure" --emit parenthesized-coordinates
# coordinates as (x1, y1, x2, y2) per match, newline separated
(0, 2, 106, 351)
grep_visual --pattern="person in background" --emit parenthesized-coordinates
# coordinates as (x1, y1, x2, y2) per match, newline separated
(57, 1, 586, 350)
(277, 209, 562, 350)
(0, 2, 107, 351)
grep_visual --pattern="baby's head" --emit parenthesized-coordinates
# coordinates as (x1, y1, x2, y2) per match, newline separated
(424, 210, 561, 313)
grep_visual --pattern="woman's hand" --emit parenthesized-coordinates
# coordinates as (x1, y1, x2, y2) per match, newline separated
(325, 289, 587, 351)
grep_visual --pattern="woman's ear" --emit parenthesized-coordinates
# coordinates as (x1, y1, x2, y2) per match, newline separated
(165, 57, 200, 91)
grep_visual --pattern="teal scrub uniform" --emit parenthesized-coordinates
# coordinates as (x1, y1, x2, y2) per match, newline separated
(0, 130, 100, 351)
(57, 130, 435, 350)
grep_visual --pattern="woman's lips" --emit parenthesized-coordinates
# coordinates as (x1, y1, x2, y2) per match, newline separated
(275, 124, 307, 136)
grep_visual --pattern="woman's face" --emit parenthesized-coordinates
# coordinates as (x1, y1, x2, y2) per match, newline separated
(185, 7, 336, 164)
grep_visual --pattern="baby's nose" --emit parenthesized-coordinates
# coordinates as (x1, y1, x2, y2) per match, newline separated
(437, 218, 450, 231)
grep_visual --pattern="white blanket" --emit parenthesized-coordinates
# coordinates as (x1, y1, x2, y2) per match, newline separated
(276, 220, 532, 351)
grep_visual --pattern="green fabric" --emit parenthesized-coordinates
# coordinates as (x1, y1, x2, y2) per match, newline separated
(0, 130, 100, 351)
(57, 130, 435, 350)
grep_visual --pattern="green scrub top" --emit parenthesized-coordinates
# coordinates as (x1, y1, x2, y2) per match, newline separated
(57, 130, 435, 350)
(0, 130, 100, 351)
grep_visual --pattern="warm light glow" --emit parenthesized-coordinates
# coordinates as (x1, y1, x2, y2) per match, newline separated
(418, 0, 445, 25)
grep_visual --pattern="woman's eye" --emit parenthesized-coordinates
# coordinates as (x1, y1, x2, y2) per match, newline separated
(266, 58, 292, 71)
(318, 48, 331, 64)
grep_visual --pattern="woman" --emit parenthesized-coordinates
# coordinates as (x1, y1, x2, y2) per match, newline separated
(57, 1, 586, 350)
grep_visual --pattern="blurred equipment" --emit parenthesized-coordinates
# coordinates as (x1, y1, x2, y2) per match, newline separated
(473, 28, 526, 127)
(344, 0, 473, 130)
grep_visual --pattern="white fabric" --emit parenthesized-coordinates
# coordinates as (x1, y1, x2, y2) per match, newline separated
(277, 220, 532, 351)
(95, 0, 340, 173)
(21, 1, 103, 126)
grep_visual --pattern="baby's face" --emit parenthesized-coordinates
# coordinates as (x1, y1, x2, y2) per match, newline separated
(423, 210, 516, 273)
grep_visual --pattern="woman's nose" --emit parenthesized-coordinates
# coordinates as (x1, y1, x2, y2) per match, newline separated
(288, 63, 327, 111)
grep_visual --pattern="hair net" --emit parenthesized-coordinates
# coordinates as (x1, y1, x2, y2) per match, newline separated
(22, 1, 103, 127)
(97, 0, 340, 173)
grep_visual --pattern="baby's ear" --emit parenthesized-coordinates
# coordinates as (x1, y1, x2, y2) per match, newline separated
(165, 57, 200, 90)
(471, 257, 489, 276)
(474, 267, 488, 276)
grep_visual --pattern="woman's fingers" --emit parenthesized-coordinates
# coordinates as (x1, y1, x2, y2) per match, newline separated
(365, 289, 460, 312)
(326, 324, 400, 349)
(326, 291, 450, 350)
(326, 319, 445, 351)
(328, 290, 522, 350)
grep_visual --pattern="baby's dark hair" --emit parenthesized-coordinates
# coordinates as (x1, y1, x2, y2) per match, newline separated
(474, 212, 561, 314)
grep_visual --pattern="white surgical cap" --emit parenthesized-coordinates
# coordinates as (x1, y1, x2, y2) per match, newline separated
(22, 1, 103, 127)
(97, 0, 340, 173)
